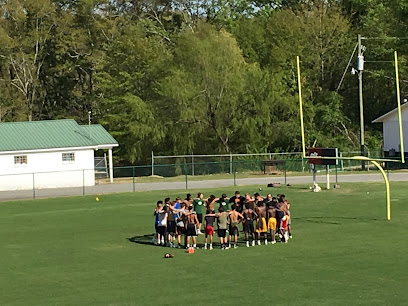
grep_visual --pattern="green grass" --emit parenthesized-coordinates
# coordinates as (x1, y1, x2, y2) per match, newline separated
(1, 182, 408, 305)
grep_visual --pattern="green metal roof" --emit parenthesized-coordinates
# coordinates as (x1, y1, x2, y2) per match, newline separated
(0, 119, 118, 152)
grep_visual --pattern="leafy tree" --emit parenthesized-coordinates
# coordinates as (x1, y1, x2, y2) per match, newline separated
(0, 0, 58, 121)
(159, 22, 273, 154)
(95, 23, 170, 163)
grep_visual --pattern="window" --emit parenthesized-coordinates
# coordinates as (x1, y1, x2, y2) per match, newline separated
(14, 155, 27, 165)
(62, 153, 75, 162)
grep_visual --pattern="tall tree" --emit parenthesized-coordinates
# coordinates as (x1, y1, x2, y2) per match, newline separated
(0, 0, 57, 121)
(159, 22, 273, 154)
(95, 22, 170, 163)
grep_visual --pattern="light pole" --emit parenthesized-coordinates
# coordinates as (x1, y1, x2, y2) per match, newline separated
(358, 34, 366, 170)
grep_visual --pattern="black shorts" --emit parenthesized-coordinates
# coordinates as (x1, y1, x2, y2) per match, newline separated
(243, 220, 254, 234)
(218, 229, 227, 238)
(186, 224, 197, 237)
(176, 226, 186, 235)
(157, 226, 166, 235)
(276, 210, 284, 220)
(229, 225, 239, 236)
(155, 224, 158, 233)
(197, 213, 203, 223)
(167, 221, 176, 234)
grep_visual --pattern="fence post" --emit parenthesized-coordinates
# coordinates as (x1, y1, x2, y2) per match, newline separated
(151, 151, 154, 176)
(230, 153, 233, 174)
(326, 165, 330, 189)
(335, 164, 338, 184)
(191, 154, 195, 176)
(83, 169, 85, 196)
(284, 160, 287, 185)
(184, 159, 188, 189)
(32, 173, 35, 200)
(233, 160, 236, 186)
(132, 166, 135, 192)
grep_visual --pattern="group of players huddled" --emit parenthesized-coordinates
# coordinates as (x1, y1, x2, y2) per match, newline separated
(152, 191, 292, 250)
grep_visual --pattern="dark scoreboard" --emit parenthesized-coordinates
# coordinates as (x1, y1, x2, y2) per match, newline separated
(308, 148, 338, 165)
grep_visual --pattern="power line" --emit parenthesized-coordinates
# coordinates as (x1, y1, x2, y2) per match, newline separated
(363, 37, 408, 40)
(365, 69, 408, 84)
(336, 43, 358, 92)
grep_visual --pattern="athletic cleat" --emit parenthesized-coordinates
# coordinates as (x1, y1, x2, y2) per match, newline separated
(233, 245, 238, 249)
(252, 240, 255, 247)
(246, 241, 249, 247)
(271, 241, 276, 245)
(204, 245, 207, 249)
(257, 240, 261, 246)
(209, 246, 213, 250)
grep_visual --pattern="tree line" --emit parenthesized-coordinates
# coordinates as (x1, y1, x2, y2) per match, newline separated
(0, 0, 407, 164)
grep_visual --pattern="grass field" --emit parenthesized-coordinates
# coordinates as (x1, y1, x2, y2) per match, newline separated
(2, 182, 408, 305)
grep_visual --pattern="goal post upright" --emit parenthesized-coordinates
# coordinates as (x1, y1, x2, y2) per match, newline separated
(394, 51, 405, 164)
(296, 55, 398, 220)
(297, 56, 306, 159)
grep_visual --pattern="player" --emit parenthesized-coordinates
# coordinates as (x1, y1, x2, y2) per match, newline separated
(185, 206, 199, 249)
(217, 193, 230, 211)
(228, 205, 244, 248)
(217, 206, 229, 249)
(175, 202, 187, 248)
(206, 195, 219, 212)
(152, 201, 163, 244)
(244, 193, 255, 210)
(166, 202, 177, 247)
(242, 202, 257, 247)
(192, 192, 205, 234)
(255, 199, 268, 245)
(229, 191, 245, 213)
(204, 208, 215, 250)
(287, 201, 293, 239)
(280, 213, 290, 243)
(184, 194, 193, 207)
(156, 204, 168, 245)
(267, 205, 277, 244)
(174, 197, 182, 209)
(263, 193, 273, 208)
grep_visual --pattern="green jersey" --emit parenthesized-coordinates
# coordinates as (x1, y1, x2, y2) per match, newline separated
(217, 199, 230, 211)
(193, 198, 205, 214)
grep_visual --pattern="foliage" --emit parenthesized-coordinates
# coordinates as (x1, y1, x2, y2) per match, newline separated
(0, 0, 406, 163)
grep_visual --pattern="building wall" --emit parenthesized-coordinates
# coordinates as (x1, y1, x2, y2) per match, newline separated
(0, 149, 95, 191)
(382, 110, 408, 153)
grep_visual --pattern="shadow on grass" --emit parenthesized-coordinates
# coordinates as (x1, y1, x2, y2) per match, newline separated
(127, 233, 251, 248)
(127, 234, 154, 246)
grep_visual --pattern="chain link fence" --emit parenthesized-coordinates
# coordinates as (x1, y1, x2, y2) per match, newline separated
(1, 152, 405, 201)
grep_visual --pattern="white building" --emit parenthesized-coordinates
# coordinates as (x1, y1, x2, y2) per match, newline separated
(372, 103, 408, 157)
(0, 119, 118, 191)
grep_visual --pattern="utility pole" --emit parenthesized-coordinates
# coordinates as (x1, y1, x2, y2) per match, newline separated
(358, 34, 366, 170)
